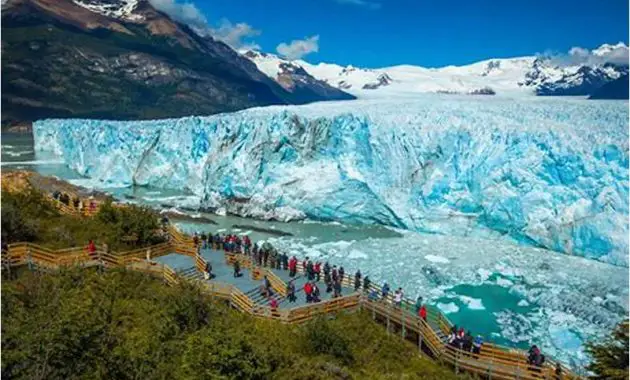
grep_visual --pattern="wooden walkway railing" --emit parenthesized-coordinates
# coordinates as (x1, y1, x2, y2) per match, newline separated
(1, 184, 580, 379)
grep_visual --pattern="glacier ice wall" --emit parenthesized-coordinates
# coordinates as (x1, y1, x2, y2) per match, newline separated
(33, 96, 629, 266)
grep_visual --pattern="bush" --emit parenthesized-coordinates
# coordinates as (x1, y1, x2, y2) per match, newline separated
(304, 318, 354, 365)
(1, 270, 463, 380)
(1, 188, 165, 251)
(585, 319, 629, 380)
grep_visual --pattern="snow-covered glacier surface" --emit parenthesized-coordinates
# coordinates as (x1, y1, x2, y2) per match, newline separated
(33, 96, 629, 265)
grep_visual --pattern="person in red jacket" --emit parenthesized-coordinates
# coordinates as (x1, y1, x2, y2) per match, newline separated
(87, 240, 96, 257)
(314, 262, 321, 281)
(270, 297, 278, 311)
(419, 304, 427, 321)
(302, 257, 309, 274)
(288, 256, 297, 277)
(304, 281, 313, 303)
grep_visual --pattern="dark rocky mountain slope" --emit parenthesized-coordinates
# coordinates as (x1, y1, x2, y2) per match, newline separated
(1, 0, 353, 126)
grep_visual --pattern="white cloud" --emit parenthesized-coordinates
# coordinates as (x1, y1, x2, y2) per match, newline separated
(549, 42, 629, 67)
(148, 1, 261, 50)
(276, 35, 320, 60)
(148, 0, 208, 29)
(335, 0, 381, 9)
(210, 19, 261, 50)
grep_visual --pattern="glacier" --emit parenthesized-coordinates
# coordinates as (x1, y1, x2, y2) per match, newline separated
(33, 95, 629, 266)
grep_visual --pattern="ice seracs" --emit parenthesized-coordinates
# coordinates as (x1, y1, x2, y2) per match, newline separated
(33, 96, 629, 267)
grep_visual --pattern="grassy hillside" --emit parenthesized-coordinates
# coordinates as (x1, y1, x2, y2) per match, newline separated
(2, 268, 465, 380)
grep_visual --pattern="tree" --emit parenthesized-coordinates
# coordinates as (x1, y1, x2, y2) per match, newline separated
(585, 319, 629, 380)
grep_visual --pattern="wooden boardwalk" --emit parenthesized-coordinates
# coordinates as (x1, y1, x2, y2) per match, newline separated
(1, 180, 580, 379)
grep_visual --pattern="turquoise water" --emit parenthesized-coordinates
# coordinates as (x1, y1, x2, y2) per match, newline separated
(436, 279, 536, 348)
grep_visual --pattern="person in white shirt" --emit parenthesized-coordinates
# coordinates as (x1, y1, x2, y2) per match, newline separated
(394, 288, 403, 307)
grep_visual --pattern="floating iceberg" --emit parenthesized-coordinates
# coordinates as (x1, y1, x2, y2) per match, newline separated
(33, 96, 629, 265)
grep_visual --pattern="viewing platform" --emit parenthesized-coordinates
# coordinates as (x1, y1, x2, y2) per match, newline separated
(0, 176, 580, 380)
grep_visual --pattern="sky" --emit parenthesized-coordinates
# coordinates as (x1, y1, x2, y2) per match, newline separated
(152, 0, 629, 68)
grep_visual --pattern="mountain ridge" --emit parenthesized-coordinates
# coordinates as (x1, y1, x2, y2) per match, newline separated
(243, 44, 628, 98)
(0, 0, 353, 127)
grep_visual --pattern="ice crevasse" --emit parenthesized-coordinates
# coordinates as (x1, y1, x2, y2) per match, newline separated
(33, 97, 629, 266)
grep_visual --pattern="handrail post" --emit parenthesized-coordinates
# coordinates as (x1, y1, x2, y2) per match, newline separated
(418, 320, 423, 352)
(386, 304, 391, 334)
(27, 247, 33, 272)
(455, 348, 459, 374)
(401, 308, 406, 339)
(488, 357, 493, 380)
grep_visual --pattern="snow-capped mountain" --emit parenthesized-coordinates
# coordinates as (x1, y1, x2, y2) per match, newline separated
(243, 44, 629, 98)
(242, 50, 354, 103)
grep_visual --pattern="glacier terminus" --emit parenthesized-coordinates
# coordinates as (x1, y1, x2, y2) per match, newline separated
(34, 95, 629, 267)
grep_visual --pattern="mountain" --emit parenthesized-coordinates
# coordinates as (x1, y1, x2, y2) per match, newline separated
(589, 74, 629, 99)
(243, 45, 628, 98)
(522, 58, 626, 96)
(0, 0, 353, 126)
(243, 50, 355, 103)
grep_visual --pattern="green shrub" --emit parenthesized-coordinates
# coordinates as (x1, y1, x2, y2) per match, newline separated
(1, 269, 463, 380)
(585, 320, 629, 380)
(1, 188, 165, 250)
(304, 317, 355, 365)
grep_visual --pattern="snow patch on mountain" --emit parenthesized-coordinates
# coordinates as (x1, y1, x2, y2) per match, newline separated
(72, 0, 144, 21)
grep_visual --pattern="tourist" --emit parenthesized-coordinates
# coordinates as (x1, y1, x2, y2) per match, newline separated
(287, 281, 297, 303)
(312, 283, 321, 302)
(233, 260, 242, 277)
(270, 297, 278, 311)
(288, 256, 297, 277)
(52, 190, 61, 200)
(304, 281, 313, 303)
(418, 304, 427, 321)
(363, 276, 371, 293)
(324, 272, 333, 293)
(339, 266, 345, 284)
(204, 261, 213, 280)
(200, 232, 207, 249)
(263, 275, 272, 296)
(72, 196, 80, 209)
(333, 280, 342, 298)
(354, 270, 362, 291)
(463, 331, 473, 353)
(263, 248, 269, 267)
(448, 327, 458, 348)
(457, 328, 465, 349)
(193, 233, 199, 247)
(307, 260, 314, 281)
(89, 197, 96, 212)
(332, 266, 338, 283)
(394, 288, 403, 308)
(415, 296, 423, 313)
(314, 261, 321, 281)
(382, 282, 390, 300)
(368, 288, 379, 301)
(282, 252, 289, 271)
(555, 362, 563, 380)
(323, 261, 330, 276)
(528, 345, 545, 369)
(472, 335, 483, 357)
(302, 257, 309, 275)
(87, 240, 96, 258)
